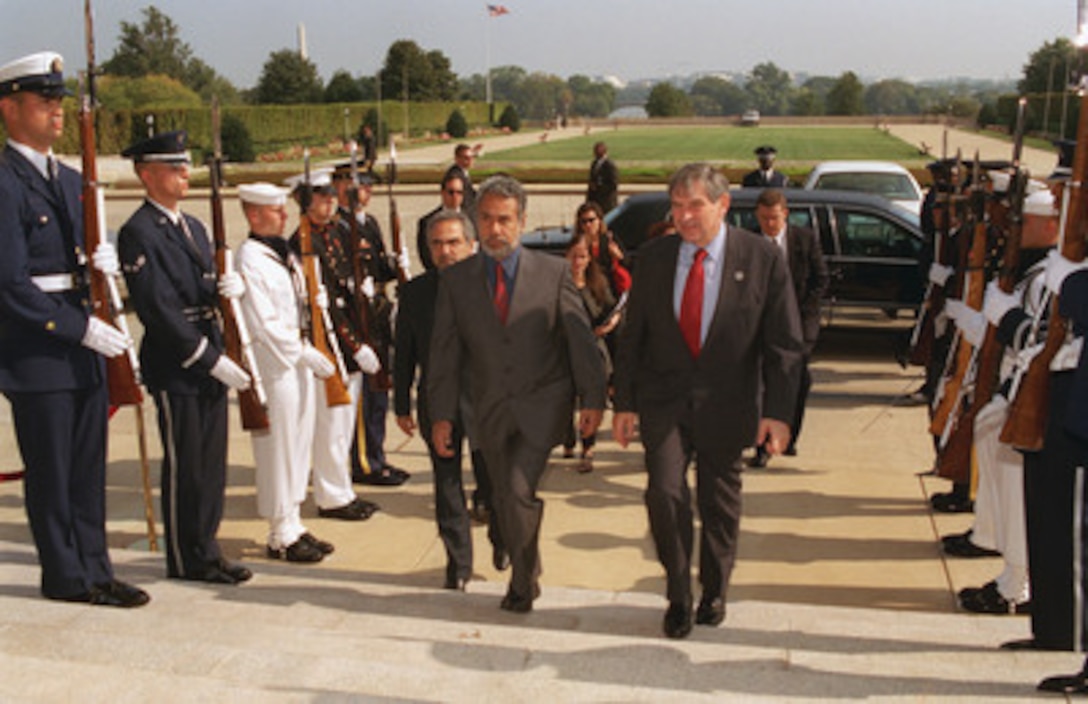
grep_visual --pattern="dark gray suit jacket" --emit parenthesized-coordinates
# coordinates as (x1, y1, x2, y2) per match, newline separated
(613, 228, 804, 456)
(427, 247, 607, 451)
(784, 224, 829, 353)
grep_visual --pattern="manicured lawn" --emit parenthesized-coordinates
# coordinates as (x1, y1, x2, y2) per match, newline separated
(483, 126, 922, 164)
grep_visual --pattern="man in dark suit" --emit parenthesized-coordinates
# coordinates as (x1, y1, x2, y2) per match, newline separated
(444, 143, 477, 215)
(750, 188, 829, 467)
(0, 51, 148, 606)
(416, 171, 466, 272)
(741, 145, 789, 188)
(586, 141, 619, 212)
(395, 209, 499, 590)
(117, 131, 254, 585)
(613, 163, 803, 638)
(428, 175, 607, 613)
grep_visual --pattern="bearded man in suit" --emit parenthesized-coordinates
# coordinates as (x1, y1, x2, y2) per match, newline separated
(613, 162, 803, 638)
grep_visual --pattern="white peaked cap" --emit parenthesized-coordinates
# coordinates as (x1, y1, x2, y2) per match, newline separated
(238, 182, 288, 207)
(1023, 188, 1056, 217)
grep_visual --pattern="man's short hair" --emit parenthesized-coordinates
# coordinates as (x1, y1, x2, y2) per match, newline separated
(427, 209, 476, 243)
(477, 174, 527, 217)
(455, 143, 472, 157)
(668, 162, 729, 201)
(441, 170, 466, 190)
(756, 188, 789, 210)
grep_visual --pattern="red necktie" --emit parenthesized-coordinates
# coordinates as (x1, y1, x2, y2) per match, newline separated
(493, 260, 509, 324)
(679, 248, 707, 358)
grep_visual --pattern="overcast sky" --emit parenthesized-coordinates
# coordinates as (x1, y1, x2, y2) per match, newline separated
(0, 0, 1077, 88)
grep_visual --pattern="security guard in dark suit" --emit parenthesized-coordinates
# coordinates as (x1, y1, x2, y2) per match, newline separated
(331, 166, 408, 486)
(741, 146, 789, 188)
(117, 131, 253, 585)
(0, 51, 148, 606)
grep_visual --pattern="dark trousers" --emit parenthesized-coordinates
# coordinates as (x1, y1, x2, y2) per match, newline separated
(470, 449, 493, 512)
(7, 386, 113, 597)
(789, 356, 812, 450)
(1024, 372, 1088, 651)
(427, 420, 473, 581)
(153, 388, 228, 577)
(353, 378, 389, 474)
(644, 408, 743, 607)
(479, 422, 550, 600)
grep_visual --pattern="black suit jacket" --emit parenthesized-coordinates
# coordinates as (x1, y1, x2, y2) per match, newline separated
(394, 270, 438, 432)
(118, 201, 225, 395)
(587, 156, 619, 212)
(416, 205, 441, 272)
(784, 224, 829, 352)
(0, 146, 102, 393)
(741, 170, 789, 188)
(613, 229, 803, 456)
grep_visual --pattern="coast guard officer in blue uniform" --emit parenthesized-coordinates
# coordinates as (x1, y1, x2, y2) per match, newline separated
(117, 131, 254, 585)
(0, 51, 149, 607)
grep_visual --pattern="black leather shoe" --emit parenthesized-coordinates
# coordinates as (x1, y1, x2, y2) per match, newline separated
(318, 498, 375, 521)
(942, 531, 1001, 558)
(216, 559, 253, 583)
(783, 445, 797, 457)
(930, 492, 973, 513)
(384, 464, 410, 481)
(747, 448, 769, 469)
(492, 546, 510, 571)
(695, 597, 725, 626)
(470, 504, 490, 525)
(500, 583, 540, 613)
(182, 563, 237, 585)
(90, 579, 150, 608)
(300, 532, 334, 555)
(1038, 670, 1088, 694)
(960, 582, 1030, 614)
(663, 602, 693, 639)
(267, 539, 324, 563)
(355, 466, 407, 486)
(443, 575, 469, 591)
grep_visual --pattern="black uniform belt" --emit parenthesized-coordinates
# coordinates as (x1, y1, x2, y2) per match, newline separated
(31, 273, 78, 293)
(182, 305, 217, 322)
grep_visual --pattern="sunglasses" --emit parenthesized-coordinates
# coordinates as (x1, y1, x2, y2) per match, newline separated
(579, 216, 599, 224)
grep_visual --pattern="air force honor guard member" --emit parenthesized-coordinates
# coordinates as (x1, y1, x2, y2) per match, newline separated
(0, 51, 149, 606)
(117, 131, 253, 585)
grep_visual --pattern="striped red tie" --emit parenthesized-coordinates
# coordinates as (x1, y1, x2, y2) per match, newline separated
(679, 248, 707, 358)
(493, 261, 509, 324)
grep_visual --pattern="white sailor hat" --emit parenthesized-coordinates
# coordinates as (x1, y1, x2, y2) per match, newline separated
(987, 170, 1010, 193)
(284, 168, 335, 194)
(238, 183, 288, 207)
(1023, 189, 1057, 217)
(0, 51, 71, 98)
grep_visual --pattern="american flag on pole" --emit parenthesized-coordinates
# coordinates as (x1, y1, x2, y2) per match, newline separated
(487, 4, 510, 16)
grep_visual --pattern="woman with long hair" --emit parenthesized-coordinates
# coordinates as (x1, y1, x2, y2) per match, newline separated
(575, 201, 631, 296)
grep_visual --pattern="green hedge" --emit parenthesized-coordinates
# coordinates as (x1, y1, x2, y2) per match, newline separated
(27, 100, 503, 158)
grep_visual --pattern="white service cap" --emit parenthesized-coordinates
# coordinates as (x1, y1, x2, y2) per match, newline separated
(1023, 189, 1056, 217)
(238, 182, 288, 207)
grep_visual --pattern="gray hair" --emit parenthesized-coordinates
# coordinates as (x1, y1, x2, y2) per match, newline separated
(668, 162, 730, 201)
(426, 208, 476, 243)
(477, 174, 528, 217)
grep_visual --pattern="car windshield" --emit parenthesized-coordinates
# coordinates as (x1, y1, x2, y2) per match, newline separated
(813, 172, 919, 201)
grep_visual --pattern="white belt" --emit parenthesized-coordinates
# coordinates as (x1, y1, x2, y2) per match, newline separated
(31, 273, 77, 293)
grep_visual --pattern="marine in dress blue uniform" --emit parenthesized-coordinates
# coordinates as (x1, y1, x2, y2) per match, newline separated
(116, 131, 252, 585)
(0, 51, 148, 606)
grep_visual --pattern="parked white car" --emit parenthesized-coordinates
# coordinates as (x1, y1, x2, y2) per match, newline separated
(803, 160, 924, 215)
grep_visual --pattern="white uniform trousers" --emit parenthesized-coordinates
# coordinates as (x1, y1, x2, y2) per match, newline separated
(252, 364, 317, 550)
(971, 395, 1030, 603)
(311, 372, 362, 509)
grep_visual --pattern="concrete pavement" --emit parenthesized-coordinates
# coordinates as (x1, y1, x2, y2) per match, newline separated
(0, 312, 1081, 701)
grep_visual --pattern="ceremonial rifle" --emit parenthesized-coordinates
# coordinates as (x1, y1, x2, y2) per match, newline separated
(936, 100, 1029, 478)
(81, 0, 157, 551)
(386, 138, 410, 284)
(298, 149, 353, 406)
(209, 97, 268, 430)
(1001, 90, 1088, 450)
(930, 156, 989, 445)
(347, 141, 392, 391)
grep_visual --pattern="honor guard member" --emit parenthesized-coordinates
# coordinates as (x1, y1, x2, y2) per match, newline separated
(236, 183, 336, 563)
(285, 169, 381, 521)
(117, 130, 253, 585)
(331, 165, 409, 486)
(0, 51, 149, 606)
(741, 146, 789, 188)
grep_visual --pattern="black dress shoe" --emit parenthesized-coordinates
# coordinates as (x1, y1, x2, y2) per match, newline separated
(443, 575, 469, 591)
(1038, 670, 1088, 694)
(470, 504, 490, 525)
(959, 581, 1030, 614)
(384, 464, 410, 481)
(267, 538, 324, 563)
(663, 602, 693, 639)
(492, 546, 510, 571)
(182, 563, 237, 585)
(695, 597, 725, 626)
(942, 531, 1001, 558)
(500, 583, 540, 613)
(318, 498, 374, 521)
(355, 466, 407, 486)
(783, 445, 797, 457)
(300, 532, 334, 555)
(930, 492, 973, 513)
(747, 448, 769, 469)
(216, 559, 253, 583)
(89, 579, 150, 608)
